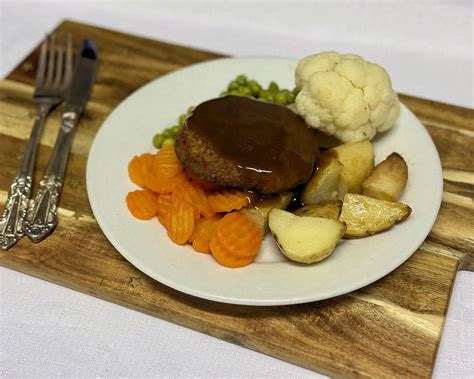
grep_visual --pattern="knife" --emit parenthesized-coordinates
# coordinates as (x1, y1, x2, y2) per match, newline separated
(24, 39, 98, 242)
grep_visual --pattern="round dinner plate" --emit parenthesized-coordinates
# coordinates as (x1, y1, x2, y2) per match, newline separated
(86, 57, 443, 306)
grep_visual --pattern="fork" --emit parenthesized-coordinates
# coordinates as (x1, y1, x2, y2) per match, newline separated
(0, 33, 73, 250)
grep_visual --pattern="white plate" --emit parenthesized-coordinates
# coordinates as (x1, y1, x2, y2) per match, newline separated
(86, 57, 443, 306)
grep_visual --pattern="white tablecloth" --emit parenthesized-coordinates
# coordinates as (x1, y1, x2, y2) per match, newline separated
(0, 1, 472, 377)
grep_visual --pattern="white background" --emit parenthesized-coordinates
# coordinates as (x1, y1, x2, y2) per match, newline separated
(0, 1, 472, 377)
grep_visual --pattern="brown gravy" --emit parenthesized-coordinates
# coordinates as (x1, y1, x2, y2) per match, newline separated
(185, 95, 318, 192)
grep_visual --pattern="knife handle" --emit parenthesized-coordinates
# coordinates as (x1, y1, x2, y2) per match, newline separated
(24, 109, 79, 242)
(0, 103, 51, 249)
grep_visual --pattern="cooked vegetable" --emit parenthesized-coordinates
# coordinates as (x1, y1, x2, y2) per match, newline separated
(293, 200, 342, 220)
(339, 193, 411, 238)
(207, 189, 249, 213)
(268, 209, 346, 264)
(128, 153, 154, 188)
(294, 51, 400, 143)
(153, 145, 183, 178)
(126, 189, 158, 220)
(240, 191, 293, 234)
(210, 213, 262, 268)
(144, 171, 187, 194)
(362, 153, 408, 201)
(161, 138, 175, 148)
(168, 196, 195, 245)
(190, 216, 221, 254)
(178, 114, 187, 126)
(183, 181, 215, 219)
(326, 140, 374, 193)
(301, 154, 346, 204)
(152, 134, 166, 149)
(156, 194, 172, 228)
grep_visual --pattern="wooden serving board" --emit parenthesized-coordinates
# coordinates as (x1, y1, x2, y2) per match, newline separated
(1, 20, 472, 378)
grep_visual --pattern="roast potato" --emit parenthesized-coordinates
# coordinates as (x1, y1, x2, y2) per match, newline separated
(327, 140, 374, 194)
(293, 200, 342, 220)
(339, 193, 412, 238)
(362, 153, 408, 201)
(269, 209, 346, 264)
(301, 154, 346, 204)
(240, 192, 293, 234)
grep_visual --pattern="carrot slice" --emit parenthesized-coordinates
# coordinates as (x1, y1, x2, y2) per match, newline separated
(207, 189, 249, 213)
(168, 197, 195, 245)
(128, 153, 154, 187)
(184, 181, 216, 219)
(209, 213, 262, 268)
(209, 230, 255, 268)
(189, 216, 221, 254)
(156, 194, 172, 228)
(126, 189, 158, 220)
(154, 146, 183, 178)
(145, 171, 188, 194)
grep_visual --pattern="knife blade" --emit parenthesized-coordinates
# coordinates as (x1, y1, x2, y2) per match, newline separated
(64, 39, 98, 115)
(24, 39, 99, 242)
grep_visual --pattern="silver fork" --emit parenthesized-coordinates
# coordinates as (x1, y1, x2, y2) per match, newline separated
(0, 33, 73, 250)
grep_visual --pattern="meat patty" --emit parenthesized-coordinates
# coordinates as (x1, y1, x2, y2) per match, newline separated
(175, 96, 318, 194)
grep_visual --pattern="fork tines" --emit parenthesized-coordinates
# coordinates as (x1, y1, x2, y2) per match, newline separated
(35, 32, 73, 96)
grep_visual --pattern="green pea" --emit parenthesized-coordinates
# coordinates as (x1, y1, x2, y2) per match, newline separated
(274, 91, 287, 105)
(286, 91, 296, 103)
(171, 125, 181, 135)
(228, 80, 240, 91)
(279, 89, 292, 103)
(238, 86, 253, 97)
(187, 106, 195, 114)
(153, 133, 165, 148)
(268, 81, 279, 93)
(258, 89, 269, 100)
(162, 138, 175, 148)
(229, 90, 242, 96)
(178, 114, 187, 126)
(162, 127, 175, 138)
(236, 74, 247, 85)
(247, 80, 262, 96)
(292, 86, 300, 95)
(220, 90, 229, 97)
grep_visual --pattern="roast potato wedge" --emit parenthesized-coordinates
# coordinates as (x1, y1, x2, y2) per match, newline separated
(240, 192, 293, 234)
(301, 154, 346, 204)
(327, 140, 374, 193)
(362, 153, 408, 201)
(293, 200, 342, 220)
(339, 193, 412, 238)
(269, 209, 346, 264)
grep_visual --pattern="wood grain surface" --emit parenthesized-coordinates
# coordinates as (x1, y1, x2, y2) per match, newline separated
(1, 20, 473, 378)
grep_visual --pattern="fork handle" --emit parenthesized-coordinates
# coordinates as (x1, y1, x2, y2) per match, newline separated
(0, 103, 51, 250)
(24, 108, 79, 242)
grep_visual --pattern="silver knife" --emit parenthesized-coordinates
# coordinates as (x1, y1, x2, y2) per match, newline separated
(24, 39, 98, 242)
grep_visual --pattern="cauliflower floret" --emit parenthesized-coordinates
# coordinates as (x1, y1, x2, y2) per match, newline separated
(295, 51, 400, 143)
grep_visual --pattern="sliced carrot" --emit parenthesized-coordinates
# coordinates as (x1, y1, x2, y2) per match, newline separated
(189, 216, 221, 254)
(154, 146, 183, 178)
(215, 213, 262, 257)
(209, 213, 262, 268)
(184, 181, 216, 219)
(207, 189, 250, 213)
(156, 194, 172, 228)
(126, 189, 158, 220)
(145, 171, 188, 194)
(209, 230, 255, 268)
(128, 153, 154, 187)
(168, 197, 195, 245)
